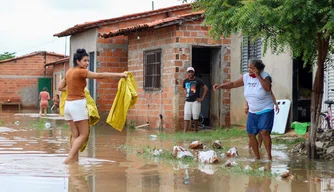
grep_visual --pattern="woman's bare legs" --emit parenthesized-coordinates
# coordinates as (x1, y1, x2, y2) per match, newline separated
(248, 134, 260, 159)
(260, 130, 272, 160)
(69, 121, 79, 162)
(258, 133, 263, 148)
(64, 120, 89, 164)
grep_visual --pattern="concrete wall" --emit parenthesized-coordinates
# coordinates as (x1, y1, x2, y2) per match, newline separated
(230, 34, 293, 125)
(230, 34, 245, 125)
(70, 28, 98, 102)
(262, 47, 293, 101)
(70, 28, 98, 66)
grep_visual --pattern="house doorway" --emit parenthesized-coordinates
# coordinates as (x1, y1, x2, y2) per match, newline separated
(292, 57, 313, 122)
(88, 52, 95, 99)
(192, 46, 221, 127)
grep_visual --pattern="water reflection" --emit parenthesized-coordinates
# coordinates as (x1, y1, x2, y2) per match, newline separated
(0, 112, 333, 191)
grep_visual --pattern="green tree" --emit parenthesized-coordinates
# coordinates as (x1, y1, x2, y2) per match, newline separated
(184, 0, 334, 158)
(0, 52, 15, 60)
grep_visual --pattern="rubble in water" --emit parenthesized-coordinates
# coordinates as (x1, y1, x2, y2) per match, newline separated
(226, 147, 238, 157)
(290, 129, 334, 160)
(212, 140, 222, 149)
(315, 129, 334, 160)
(172, 146, 194, 159)
(189, 141, 203, 150)
(197, 150, 219, 164)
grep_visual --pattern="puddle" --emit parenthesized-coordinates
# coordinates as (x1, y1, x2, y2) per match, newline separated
(0, 111, 334, 191)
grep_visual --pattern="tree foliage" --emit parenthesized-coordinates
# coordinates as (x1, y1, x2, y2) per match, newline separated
(185, 0, 334, 64)
(0, 52, 16, 61)
(184, 0, 334, 159)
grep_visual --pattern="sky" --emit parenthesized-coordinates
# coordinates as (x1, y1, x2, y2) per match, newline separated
(0, 0, 184, 57)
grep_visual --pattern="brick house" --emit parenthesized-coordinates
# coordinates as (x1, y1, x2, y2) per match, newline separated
(54, 4, 231, 130)
(45, 57, 70, 98)
(0, 51, 65, 108)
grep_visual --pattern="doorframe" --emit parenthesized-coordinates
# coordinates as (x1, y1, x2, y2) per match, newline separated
(191, 45, 222, 127)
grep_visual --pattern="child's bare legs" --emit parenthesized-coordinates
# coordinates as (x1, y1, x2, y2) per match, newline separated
(64, 120, 89, 164)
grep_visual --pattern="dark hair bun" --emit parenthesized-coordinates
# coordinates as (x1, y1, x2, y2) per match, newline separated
(76, 49, 86, 54)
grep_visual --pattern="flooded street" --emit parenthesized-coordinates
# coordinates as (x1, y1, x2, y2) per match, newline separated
(0, 111, 334, 192)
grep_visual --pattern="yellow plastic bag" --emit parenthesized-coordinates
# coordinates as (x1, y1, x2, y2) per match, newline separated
(59, 88, 100, 152)
(106, 72, 138, 131)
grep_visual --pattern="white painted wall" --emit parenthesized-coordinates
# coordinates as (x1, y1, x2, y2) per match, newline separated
(230, 34, 293, 125)
(70, 28, 98, 99)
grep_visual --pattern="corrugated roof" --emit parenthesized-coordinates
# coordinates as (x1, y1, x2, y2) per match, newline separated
(54, 3, 192, 37)
(0, 51, 66, 64)
(99, 11, 204, 38)
(45, 57, 69, 67)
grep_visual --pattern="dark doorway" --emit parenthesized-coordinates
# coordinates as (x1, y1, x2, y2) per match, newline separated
(88, 52, 95, 99)
(192, 47, 221, 127)
(292, 57, 313, 122)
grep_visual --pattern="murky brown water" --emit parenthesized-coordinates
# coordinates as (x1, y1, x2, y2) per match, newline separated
(0, 110, 334, 192)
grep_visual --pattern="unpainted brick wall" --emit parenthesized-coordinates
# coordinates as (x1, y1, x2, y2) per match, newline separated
(126, 21, 231, 130)
(94, 7, 194, 112)
(0, 54, 64, 107)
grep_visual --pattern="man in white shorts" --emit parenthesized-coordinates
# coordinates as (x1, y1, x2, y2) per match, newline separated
(183, 67, 208, 132)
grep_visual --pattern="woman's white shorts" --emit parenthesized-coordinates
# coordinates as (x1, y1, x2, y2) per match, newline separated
(64, 99, 88, 122)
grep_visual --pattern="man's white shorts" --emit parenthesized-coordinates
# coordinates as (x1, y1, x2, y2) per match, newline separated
(64, 99, 88, 122)
(184, 101, 201, 120)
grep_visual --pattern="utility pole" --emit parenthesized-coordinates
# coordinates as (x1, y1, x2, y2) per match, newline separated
(152, 0, 154, 10)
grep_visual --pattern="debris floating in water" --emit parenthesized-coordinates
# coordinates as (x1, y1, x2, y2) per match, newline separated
(280, 171, 294, 180)
(212, 140, 222, 149)
(226, 147, 238, 157)
(244, 165, 253, 171)
(44, 122, 51, 129)
(224, 160, 237, 167)
(172, 146, 194, 159)
(197, 150, 219, 164)
(189, 141, 203, 149)
(14, 121, 20, 126)
(152, 149, 163, 156)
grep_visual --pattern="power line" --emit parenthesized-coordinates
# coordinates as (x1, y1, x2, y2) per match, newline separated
(11, 38, 60, 53)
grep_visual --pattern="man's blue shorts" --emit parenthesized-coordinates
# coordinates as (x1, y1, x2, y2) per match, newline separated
(246, 109, 274, 135)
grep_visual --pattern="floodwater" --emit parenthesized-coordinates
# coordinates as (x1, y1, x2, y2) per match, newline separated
(0, 111, 334, 192)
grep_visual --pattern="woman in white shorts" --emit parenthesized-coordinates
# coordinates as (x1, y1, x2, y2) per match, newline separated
(58, 48, 127, 164)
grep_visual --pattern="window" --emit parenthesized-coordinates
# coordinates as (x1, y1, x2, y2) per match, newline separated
(241, 36, 262, 73)
(144, 49, 162, 90)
